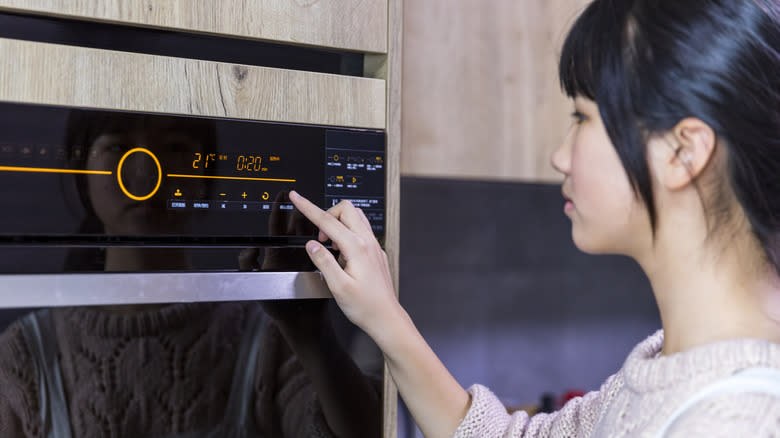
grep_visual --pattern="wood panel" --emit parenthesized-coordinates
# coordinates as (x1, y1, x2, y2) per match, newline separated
(401, 0, 591, 183)
(382, 0, 401, 434)
(0, 0, 388, 53)
(0, 38, 386, 129)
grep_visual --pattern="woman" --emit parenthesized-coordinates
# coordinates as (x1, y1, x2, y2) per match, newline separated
(289, 0, 780, 436)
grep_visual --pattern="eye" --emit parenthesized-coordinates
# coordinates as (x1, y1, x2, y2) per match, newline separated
(571, 111, 587, 125)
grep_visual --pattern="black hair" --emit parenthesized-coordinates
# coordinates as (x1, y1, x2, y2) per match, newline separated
(559, 0, 780, 275)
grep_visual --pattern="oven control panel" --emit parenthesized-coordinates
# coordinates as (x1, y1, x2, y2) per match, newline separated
(0, 102, 385, 246)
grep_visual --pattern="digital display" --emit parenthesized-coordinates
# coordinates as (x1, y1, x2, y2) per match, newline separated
(0, 102, 386, 246)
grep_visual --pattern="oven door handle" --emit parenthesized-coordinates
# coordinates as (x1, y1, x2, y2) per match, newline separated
(0, 272, 331, 308)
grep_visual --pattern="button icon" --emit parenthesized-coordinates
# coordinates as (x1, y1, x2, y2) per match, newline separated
(37, 146, 50, 159)
(117, 147, 162, 202)
(174, 189, 183, 197)
(262, 192, 270, 201)
(241, 192, 247, 199)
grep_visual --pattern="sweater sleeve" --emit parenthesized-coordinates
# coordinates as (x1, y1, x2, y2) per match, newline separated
(274, 352, 334, 438)
(0, 320, 43, 438)
(253, 322, 336, 438)
(453, 372, 624, 438)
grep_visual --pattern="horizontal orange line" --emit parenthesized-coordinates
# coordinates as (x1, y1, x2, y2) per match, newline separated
(0, 165, 112, 175)
(167, 173, 296, 183)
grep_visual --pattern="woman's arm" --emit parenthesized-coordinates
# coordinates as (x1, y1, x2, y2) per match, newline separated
(378, 305, 473, 437)
(289, 191, 471, 438)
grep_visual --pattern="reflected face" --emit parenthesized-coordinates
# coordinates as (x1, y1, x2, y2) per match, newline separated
(551, 97, 649, 255)
(85, 123, 206, 234)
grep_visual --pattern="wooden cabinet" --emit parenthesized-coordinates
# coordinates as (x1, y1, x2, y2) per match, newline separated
(0, 0, 388, 53)
(0, 38, 386, 129)
(402, 0, 590, 183)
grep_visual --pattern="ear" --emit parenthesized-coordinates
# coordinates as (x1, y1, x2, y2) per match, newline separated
(658, 118, 717, 191)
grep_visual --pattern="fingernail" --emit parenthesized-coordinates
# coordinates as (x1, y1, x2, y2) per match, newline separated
(289, 190, 299, 200)
(306, 241, 320, 254)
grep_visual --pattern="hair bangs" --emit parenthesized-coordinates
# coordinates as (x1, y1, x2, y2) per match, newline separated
(558, 1, 635, 102)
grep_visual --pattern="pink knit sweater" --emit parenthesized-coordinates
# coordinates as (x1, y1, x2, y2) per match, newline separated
(454, 330, 780, 437)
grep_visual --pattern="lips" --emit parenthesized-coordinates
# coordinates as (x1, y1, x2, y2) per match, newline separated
(562, 187, 575, 214)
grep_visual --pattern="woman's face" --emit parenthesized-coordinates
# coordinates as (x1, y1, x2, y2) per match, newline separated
(551, 97, 651, 256)
(85, 123, 204, 234)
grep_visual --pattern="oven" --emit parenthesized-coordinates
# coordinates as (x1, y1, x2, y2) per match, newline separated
(0, 10, 388, 307)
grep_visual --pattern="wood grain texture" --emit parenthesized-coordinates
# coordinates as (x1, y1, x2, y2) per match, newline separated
(0, 38, 386, 129)
(382, 0, 401, 436)
(401, 0, 591, 182)
(0, 0, 388, 53)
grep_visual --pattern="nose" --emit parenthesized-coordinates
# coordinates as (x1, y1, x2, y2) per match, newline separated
(551, 125, 574, 176)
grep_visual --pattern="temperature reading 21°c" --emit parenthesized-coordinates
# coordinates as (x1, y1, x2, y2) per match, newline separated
(191, 153, 216, 169)
(191, 153, 275, 173)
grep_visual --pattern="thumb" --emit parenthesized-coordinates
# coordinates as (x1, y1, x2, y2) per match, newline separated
(305, 241, 350, 292)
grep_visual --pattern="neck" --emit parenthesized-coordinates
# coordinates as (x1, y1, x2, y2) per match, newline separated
(638, 226, 780, 355)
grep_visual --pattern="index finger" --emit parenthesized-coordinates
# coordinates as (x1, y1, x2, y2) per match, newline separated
(289, 191, 354, 247)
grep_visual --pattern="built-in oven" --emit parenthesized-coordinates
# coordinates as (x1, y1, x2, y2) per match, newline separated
(0, 4, 397, 437)
(0, 10, 387, 307)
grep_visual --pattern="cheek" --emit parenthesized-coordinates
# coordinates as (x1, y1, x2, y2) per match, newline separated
(572, 133, 633, 209)
(86, 156, 125, 219)
(569, 133, 639, 253)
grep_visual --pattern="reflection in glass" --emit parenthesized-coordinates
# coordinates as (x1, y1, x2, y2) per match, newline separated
(0, 114, 382, 437)
(0, 301, 382, 437)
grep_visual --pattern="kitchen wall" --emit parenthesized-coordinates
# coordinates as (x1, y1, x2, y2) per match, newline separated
(401, 0, 591, 182)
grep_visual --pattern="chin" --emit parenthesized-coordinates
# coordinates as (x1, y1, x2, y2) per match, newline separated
(571, 227, 614, 255)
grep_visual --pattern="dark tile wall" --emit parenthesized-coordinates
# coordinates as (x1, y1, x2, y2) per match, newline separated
(397, 177, 660, 437)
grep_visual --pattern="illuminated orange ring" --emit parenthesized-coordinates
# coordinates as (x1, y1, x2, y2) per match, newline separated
(116, 147, 162, 201)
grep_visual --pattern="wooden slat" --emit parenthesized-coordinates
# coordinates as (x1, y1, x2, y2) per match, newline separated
(0, 0, 388, 53)
(401, 0, 591, 183)
(382, 0, 401, 436)
(0, 38, 386, 129)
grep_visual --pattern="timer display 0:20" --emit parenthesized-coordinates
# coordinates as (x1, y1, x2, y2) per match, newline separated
(191, 153, 265, 172)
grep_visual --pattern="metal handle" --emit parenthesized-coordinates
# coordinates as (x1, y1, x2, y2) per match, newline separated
(0, 272, 331, 308)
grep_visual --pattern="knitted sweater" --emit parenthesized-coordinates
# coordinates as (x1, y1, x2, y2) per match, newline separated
(0, 303, 333, 438)
(454, 330, 780, 437)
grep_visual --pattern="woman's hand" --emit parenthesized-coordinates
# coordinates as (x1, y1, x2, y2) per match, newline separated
(288, 191, 400, 338)
(290, 191, 471, 438)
